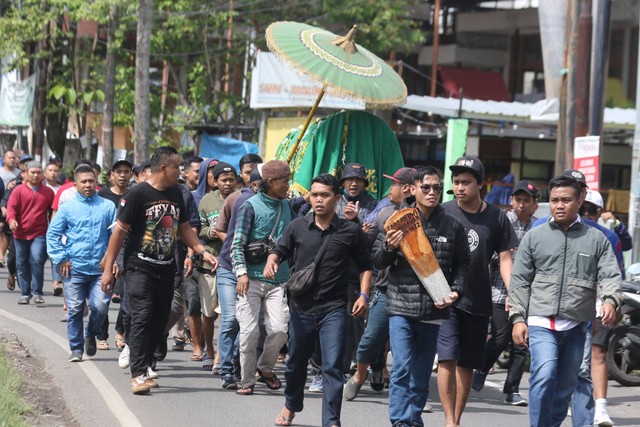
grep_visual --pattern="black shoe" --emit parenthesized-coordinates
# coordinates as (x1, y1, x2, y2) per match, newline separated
(221, 374, 237, 389)
(172, 338, 186, 351)
(472, 370, 487, 392)
(370, 368, 385, 392)
(85, 337, 97, 356)
(155, 334, 168, 362)
(150, 356, 157, 371)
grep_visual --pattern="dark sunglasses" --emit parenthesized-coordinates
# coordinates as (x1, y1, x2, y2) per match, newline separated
(419, 184, 443, 194)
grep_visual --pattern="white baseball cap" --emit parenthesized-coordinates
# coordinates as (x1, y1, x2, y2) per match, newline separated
(585, 189, 604, 209)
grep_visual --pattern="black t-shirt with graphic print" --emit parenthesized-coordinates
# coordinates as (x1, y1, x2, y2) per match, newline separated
(442, 200, 517, 316)
(118, 182, 188, 274)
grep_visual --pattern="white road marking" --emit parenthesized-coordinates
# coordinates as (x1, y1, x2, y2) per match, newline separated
(0, 308, 142, 427)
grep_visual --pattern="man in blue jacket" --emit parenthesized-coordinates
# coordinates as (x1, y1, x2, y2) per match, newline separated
(47, 164, 117, 362)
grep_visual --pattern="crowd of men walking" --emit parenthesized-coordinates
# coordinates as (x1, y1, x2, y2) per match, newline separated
(0, 145, 630, 427)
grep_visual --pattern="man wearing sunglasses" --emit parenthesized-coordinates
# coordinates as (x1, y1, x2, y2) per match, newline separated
(438, 155, 518, 427)
(373, 166, 470, 427)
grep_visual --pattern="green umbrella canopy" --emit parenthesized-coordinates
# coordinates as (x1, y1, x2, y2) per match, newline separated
(265, 21, 407, 109)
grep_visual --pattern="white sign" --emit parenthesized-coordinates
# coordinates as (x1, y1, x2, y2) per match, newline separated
(250, 51, 364, 110)
(573, 135, 600, 190)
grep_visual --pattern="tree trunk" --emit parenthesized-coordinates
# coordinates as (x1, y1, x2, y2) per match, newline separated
(31, 23, 49, 160)
(102, 3, 118, 172)
(134, 0, 153, 163)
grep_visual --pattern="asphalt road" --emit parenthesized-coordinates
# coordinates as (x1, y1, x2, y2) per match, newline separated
(0, 264, 639, 427)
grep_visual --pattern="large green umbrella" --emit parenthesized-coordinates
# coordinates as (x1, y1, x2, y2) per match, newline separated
(265, 21, 407, 161)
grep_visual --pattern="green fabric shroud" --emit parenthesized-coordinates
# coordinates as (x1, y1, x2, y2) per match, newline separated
(276, 110, 405, 201)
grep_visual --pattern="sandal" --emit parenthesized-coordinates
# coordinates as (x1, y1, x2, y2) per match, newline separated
(256, 369, 281, 390)
(274, 410, 295, 426)
(97, 340, 110, 350)
(212, 363, 221, 376)
(236, 385, 254, 395)
(6, 275, 15, 291)
(190, 353, 203, 361)
(115, 334, 126, 350)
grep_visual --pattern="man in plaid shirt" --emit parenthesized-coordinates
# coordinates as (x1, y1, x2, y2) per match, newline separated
(472, 180, 539, 406)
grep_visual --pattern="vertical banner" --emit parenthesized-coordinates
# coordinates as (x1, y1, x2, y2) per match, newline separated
(443, 118, 469, 202)
(573, 135, 600, 190)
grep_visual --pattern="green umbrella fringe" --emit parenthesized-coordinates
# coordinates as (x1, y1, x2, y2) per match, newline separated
(265, 32, 406, 109)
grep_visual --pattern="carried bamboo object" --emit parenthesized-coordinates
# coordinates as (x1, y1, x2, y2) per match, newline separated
(384, 208, 452, 304)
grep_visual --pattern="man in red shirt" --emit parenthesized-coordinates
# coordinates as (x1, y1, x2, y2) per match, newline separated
(6, 161, 55, 304)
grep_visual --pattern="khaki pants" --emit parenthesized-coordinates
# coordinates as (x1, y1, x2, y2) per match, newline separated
(236, 279, 289, 387)
(196, 269, 219, 318)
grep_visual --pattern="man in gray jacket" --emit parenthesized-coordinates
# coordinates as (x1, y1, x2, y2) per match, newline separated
(509, 174, 622, 427)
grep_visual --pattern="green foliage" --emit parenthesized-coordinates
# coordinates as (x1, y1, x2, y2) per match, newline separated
(0, 347, 32, 427)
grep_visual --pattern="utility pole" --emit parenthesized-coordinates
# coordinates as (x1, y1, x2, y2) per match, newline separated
(630, 6, 640, 265)
(102, 3, 117, 173)
(134, 0, 153, 163)
(430, 0, 441, 97)
(573, 0, 592, 139)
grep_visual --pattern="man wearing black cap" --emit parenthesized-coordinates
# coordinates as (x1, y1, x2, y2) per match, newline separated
(194, 161, 238, 370)
(472, 180, 539, 407)
(99, 159, 133, 206)
(337, 162, 377, 223)
(214, 163, 263, 389)
(438, 155, 518, 427)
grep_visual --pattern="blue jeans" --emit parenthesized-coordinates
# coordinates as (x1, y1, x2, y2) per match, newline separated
(356, 290, 389, 369)
(388, 316, 439, 427)
(571, 326, 595, 427)
(217, 267, 240, 377)
(64, 272, 111, 353)
(528, 323, 588, 427)
(51, 261, 62, 282)
(285, 308, 347, 427)
(14, 236, 47, 297)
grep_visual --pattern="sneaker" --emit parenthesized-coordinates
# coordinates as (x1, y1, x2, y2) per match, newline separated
(472, 370, 487, 391)
(594, 406, 613, 427)
(34, 296, 45, 304)
(144, 376, 159, 389)
(370, 368, 384, 392)
(222, 374, 237, 390)
(172, 338, 186, 351)
(423, 403, 433, 413)
(309, 374, 323, 393)
(85, 336, 97, 357)
(60, 313, 68, 322)
(68, 351, 83, 362)
(503, 393, 528, 406)
(146, 366, 159, 380)
(131, 375, 152, 395)
(18, 296, 30, 305)
(119, 345, 130, 369)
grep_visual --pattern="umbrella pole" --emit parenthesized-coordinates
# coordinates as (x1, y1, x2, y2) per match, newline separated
(287, 85, 326, 163)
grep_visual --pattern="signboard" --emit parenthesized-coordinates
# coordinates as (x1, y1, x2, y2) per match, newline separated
(250, 51, 364, 110)
(442, 118, 469, 202)
(573, 135, 600, 190)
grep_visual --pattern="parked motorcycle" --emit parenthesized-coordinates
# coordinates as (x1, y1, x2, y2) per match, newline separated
(606, 263, 640, 386)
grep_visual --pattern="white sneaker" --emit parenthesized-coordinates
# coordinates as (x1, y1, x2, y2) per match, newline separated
(594, 409, 614, 427)
(146, 366, 159, 379)
(118, 345, 130, 369)
(423, 403, 433, 413)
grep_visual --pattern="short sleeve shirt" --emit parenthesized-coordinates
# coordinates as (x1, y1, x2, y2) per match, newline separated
(118, 182, 188, 274)
(442, 200, 518, 316)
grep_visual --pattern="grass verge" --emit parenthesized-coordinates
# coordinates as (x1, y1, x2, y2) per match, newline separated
(0, 345, 31, 427)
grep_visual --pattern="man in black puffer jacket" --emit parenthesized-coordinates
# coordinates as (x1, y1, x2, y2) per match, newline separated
(372, 166, 470, 427)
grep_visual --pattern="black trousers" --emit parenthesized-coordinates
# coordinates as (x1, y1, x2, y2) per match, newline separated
(127, 267, 174, 378)
(482, 302, 529, 394)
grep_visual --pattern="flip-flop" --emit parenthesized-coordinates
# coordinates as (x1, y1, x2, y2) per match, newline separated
(190, 353, 203, 361)
(274, 410, 295, 426)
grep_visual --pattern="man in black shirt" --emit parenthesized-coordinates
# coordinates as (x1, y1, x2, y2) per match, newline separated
(265, 173, 372, 427)
(438, 156, 517, 427)
(100, 146, 218, 395)
(98, 159, 133, 205)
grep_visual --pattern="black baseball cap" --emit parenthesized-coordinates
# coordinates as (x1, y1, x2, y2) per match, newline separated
(512, 180, 539, 198)
(249, 163, 263, 182)
(449, 155, 485, 182)
(111, 159, 133, 171)
(19, 154, 34, 163)
(133, 161, 151, 175)
(211, 162, 237, 179)
(383, 167, 416, 185)
(561, 169, 587, 187)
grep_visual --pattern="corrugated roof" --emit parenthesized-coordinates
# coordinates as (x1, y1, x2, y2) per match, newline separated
(402, 95, 636, 130)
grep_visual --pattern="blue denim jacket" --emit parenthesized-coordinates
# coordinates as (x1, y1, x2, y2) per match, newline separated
(46, 191, 117, 276)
